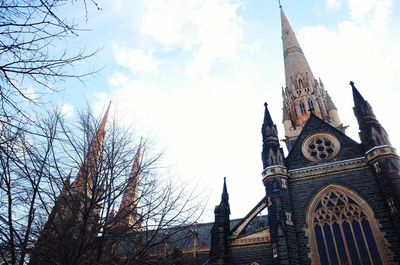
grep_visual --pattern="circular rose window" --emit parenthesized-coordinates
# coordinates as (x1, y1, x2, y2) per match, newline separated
(301, 133, 340, 162)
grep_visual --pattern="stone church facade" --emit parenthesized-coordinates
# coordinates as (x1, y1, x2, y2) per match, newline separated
(207, 6, 400, 265)
(30, 5, 400, 265)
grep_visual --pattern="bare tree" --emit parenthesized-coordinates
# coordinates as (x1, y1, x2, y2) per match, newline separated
(0, 106, 202, 265)
(0, 0, 100, 137)
(0, 3, 202, 263)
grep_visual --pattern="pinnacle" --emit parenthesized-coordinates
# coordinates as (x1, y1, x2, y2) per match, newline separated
(350, 81, 366, 105)
(263, 102, 274, 127)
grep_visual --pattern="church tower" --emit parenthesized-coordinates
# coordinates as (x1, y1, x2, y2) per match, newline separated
(280, 6, 343, 150)
(204, 4, 400, 265)
(266, 6, 400, 265)
(261, 103, 299, 264)
(30, 104, 111, 265)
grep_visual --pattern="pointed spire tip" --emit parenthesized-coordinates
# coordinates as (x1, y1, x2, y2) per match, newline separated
(221, 177, 229, 203)
(263, 102, 274, 126)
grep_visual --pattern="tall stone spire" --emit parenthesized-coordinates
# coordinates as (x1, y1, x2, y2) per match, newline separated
(30, 103, 111, 265)
(281, 7, 315, 89)
(117, 141, 143, 229)
(73, 102, 111, 193)
(279, 7, 343, 150)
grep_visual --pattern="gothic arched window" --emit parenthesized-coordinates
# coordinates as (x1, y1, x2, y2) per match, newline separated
(307, 185, 388, 265)
(300, 101, 307, 117)
(308, 98, 315, 112)
(298, 78, 304, 89)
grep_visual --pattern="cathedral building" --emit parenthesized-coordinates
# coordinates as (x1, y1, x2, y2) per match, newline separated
(30, 5, 400, 265)
(207, 5, 400, 265)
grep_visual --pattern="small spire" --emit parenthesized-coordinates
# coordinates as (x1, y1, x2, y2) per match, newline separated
(278, 0, 282, 8)
(350, 81, 366, 105)
(282, 105, 290, 121)
(263, 102, 274, 127)
(326, 92, 337, 110)
(319, 77, 324, 87)
(221, 177, 229, 204)
(350, 81, 375, 121)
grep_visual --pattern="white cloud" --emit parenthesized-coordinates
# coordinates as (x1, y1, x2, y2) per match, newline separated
(114, 47, 160, 75)
(347, 0, 393, 31)
(299, 0, 400, 149)
(326, 0, 342, 10)
(92, 0, 400, 222)
(102, 53, 276, 220)
(139, 0, 244, 76)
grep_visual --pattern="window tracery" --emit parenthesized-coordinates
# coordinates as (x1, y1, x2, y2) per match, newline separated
(302, 133, 340, 162)
(308, 186, 388, 265)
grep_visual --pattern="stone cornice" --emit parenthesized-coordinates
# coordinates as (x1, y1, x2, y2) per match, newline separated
(262, 165, 288, 181)
(229, 229, 271, 247)
(180, 246, 210, 254)
(288, 157, 368, 181)
(365, 145, 398, 163)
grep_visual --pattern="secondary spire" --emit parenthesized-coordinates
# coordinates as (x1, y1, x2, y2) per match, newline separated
(73, 102, 111, 191)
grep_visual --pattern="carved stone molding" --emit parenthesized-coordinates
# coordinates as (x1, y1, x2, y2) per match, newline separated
(365, 145, 398, 163)
(262, 165, 288, 181)
(229, 229, 271, 247)
(288, 157, 368, 181)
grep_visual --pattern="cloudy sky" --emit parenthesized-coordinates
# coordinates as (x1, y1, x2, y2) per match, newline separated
(58, 0, 400, 221)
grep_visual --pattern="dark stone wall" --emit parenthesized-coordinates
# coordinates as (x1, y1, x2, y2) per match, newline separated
(283, 116, 400, 264)
(288, 166, 400, 264)
(228, 244, 273, 265)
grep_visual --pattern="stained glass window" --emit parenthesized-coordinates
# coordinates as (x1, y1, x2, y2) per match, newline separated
(300, 101, 307, 117)
(308, 98, 315, 111)
(309, 188, 386, 265)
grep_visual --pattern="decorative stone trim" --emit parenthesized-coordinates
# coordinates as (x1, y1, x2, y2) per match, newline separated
(285, 212, 293, 225)
(373, 162, 381, 173)
(288, 157, 367, 181)
(229, 229, 270, 247)
(281, 178, 288, 188)
(262, 165, 288, 180)
(180, 246, 210, 254)
(365, 145, 398, 163)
